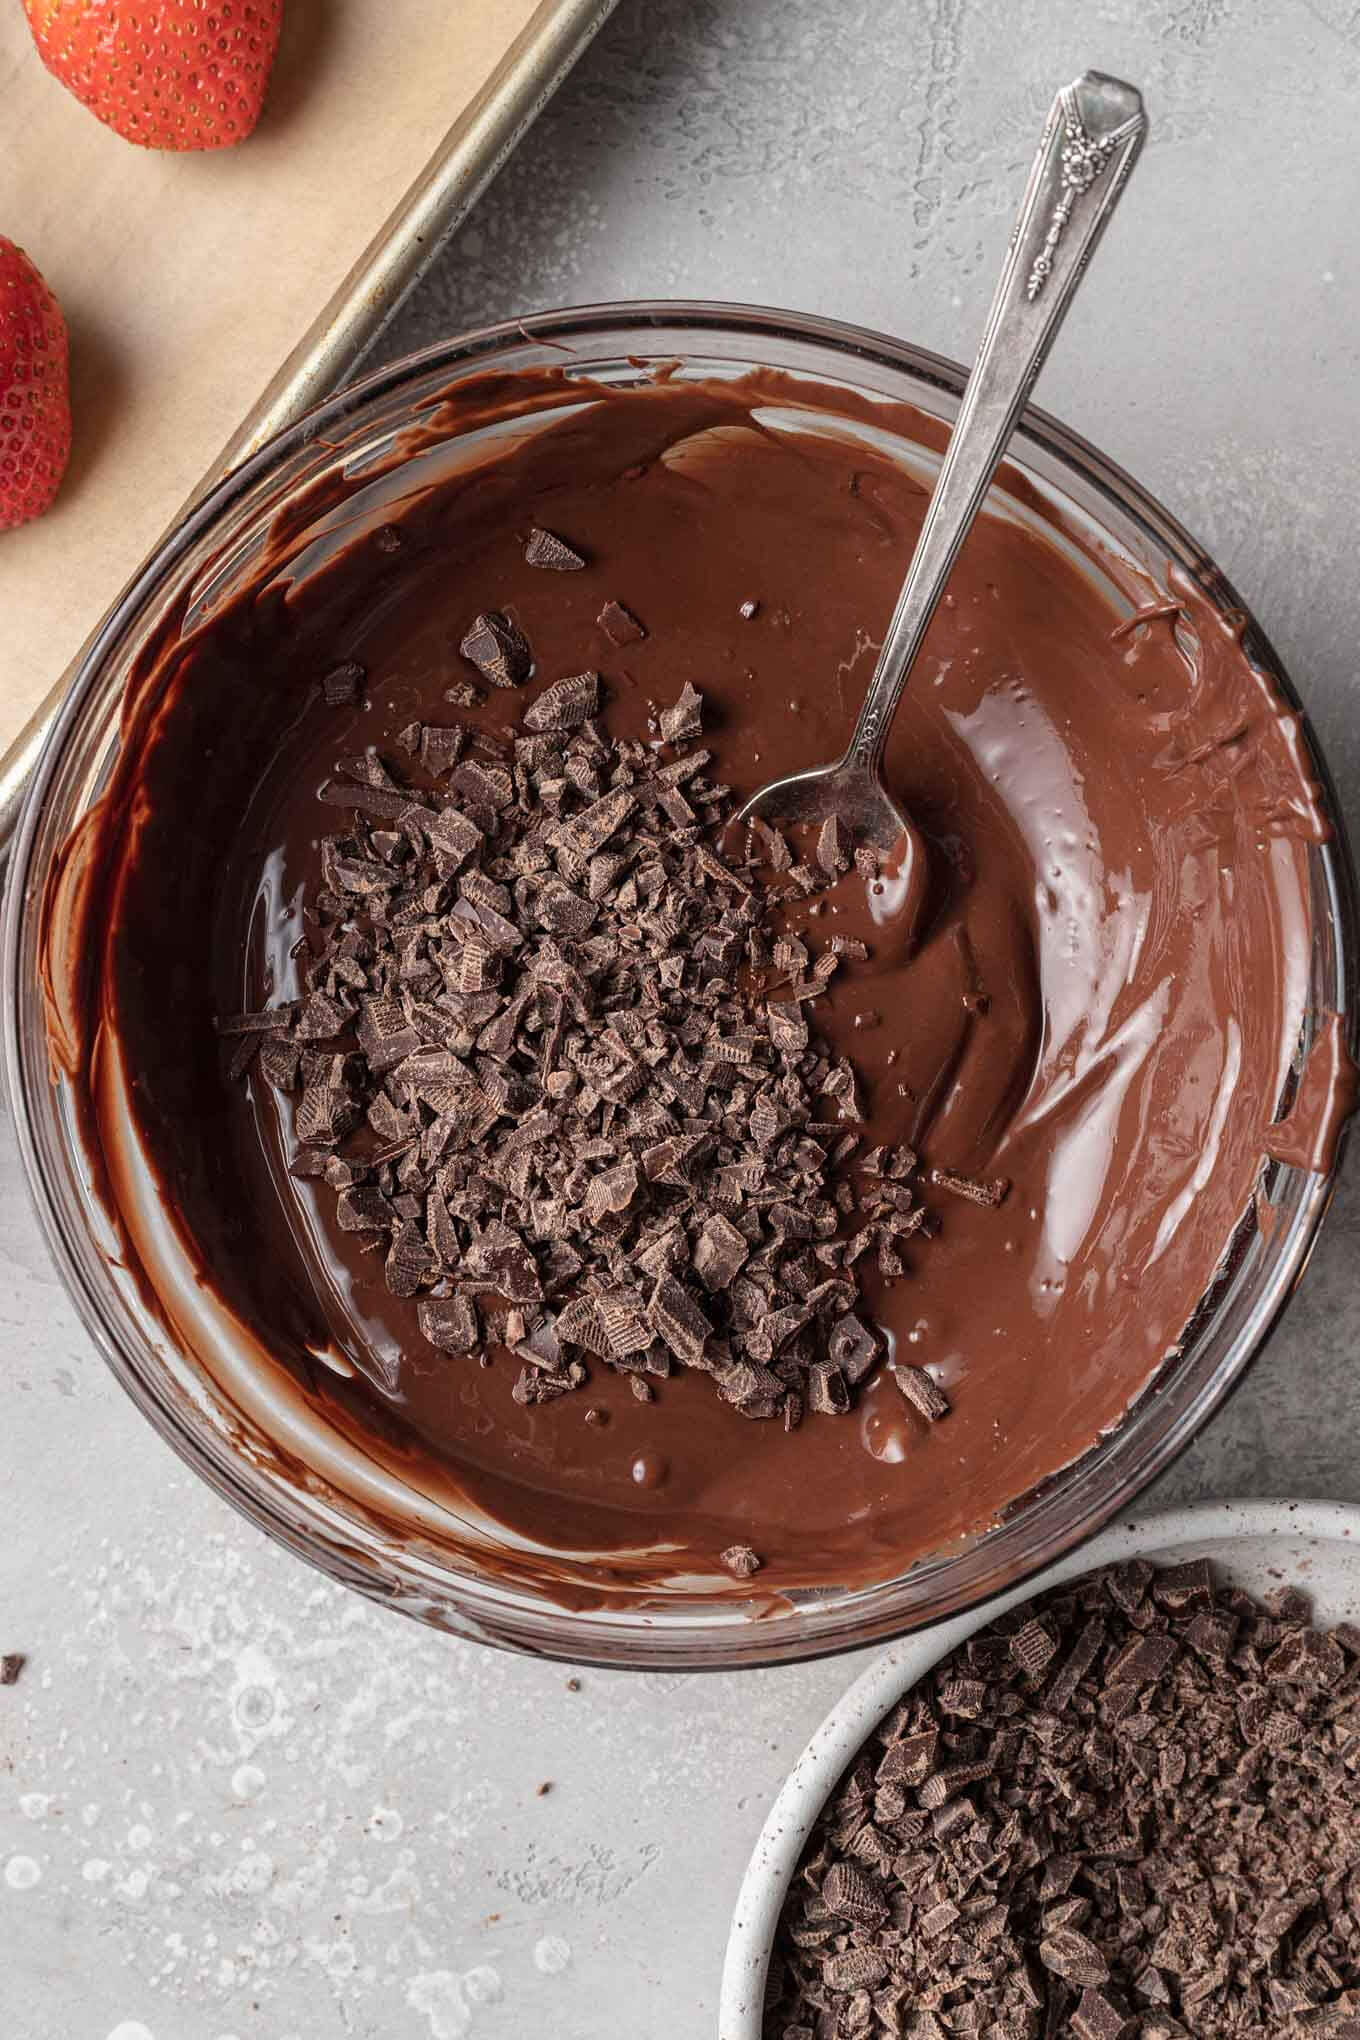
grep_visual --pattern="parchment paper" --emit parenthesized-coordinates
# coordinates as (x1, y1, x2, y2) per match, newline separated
(0, 0, 547, 749)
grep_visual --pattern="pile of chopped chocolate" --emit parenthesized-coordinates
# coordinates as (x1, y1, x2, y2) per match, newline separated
(224, 554, 999, 1429)
(764, 1559, 1360, 2038)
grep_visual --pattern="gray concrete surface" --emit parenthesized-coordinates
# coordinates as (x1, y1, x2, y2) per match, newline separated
(4, 2, 1360, 2035)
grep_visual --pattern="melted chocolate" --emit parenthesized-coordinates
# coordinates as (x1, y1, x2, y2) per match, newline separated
(41, 366, 1351, 1602)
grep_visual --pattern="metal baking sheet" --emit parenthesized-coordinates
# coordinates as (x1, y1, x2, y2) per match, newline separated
(0, 0, 617, 855)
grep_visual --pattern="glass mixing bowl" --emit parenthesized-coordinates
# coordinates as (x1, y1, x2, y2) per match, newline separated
(4, 303, 1355, 1669)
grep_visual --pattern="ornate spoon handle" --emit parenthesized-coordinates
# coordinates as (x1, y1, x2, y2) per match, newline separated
(846, 72, 1147, 775)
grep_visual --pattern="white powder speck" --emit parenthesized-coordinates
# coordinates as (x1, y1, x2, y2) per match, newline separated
(533, 1934, 572, 1975)
(230, 1763, 265, 1803)
(365, 1805, 403, 1842)
(3, 1855, 42, 1891)
(82, 1858, 112, 1882)
(106, 2025, 155, 2040)
(19, 1792, 51, 1820)
(406, 1970, 470, 2038)
(463, 1964, 502, 2005)
(127, 1823, 153, 1851)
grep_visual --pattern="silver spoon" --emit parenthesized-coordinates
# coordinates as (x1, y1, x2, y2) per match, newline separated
(736, 72, 1147, 932)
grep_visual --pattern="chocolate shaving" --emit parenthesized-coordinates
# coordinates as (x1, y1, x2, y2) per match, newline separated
(0, 1653, 25, 1686)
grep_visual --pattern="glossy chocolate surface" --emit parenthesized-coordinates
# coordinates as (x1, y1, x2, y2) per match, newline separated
(44, 367, 1348, 1600)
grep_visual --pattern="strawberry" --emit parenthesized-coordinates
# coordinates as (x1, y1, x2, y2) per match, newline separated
(0, 240, 71, 533)
(23, 0, 284, 152)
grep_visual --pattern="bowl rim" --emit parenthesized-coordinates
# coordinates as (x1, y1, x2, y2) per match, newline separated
(717, 1496, 1360, 2036)
(4, 299, 1357, 1671)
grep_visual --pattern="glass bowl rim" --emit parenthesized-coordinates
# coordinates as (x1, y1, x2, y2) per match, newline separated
(4, 297, 1356, 1670)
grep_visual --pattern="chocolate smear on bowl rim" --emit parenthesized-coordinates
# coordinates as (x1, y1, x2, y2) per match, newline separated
(224, 649, 991, 1443)
(763, 1560, 1360, 2037)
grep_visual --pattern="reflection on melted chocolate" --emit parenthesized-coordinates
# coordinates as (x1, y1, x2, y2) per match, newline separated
(41, 366, 1351, 1601)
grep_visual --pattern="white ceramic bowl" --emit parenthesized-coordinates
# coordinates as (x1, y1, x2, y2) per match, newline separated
(719, 1499, 1360, 2038)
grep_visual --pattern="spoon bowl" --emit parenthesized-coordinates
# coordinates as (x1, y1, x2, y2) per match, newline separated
(736, 758, 931, 947)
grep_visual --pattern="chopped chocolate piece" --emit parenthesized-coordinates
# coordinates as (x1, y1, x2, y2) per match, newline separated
(828, 1312, 879, 1385)
(296, 1084, 359, 1146)
(356, 997, 419, 1075)
(875, 1728, 936, 1785)
(386, 1220, 436, 1297)
(928, 1165, 1010, 1207)
(648, 1274, 713, 1366)
(806, 1360, 849, 1416)
(259, 1037, 301, 1091)
(598, 599, 646, 645)
(336, 1185, 394, 1233)
(427, 808, 483, 872)
(823, 1948, 887, 1992)
(1071, 1988, 1137, 2040)
(525, 526, 587, 571)
(691, 1214, 748, 1292)
(766, 1000, 809, 1056)
(816, 814, 851, 877)
(659, 681, 704, 745)
(0, 1653, 25, 1686)
(721, 1544, 763, 1579)
(1039, 1927, 1109, 1987)
(1267, 1625, 1346, 1684)
(417, 1295, 479, 1354)
(296, 990, 349, 1040)
(217, 1007, 296, 1036)
(599, 1288, 653, 1358)
(524, 671, 601, 733)
(1046, 1614, 1105, 1712)
(322, 658, 364, 706)
(1103, 1556, 1153, 1615)
(1105, 1631, 1177, 1687)
(891, 1363, 949, 1421)
(460, 610, 532, 688)
(443, 678, 484, 708)
(1150, 1557, 1213, 1614)
(420, 724, 466, 776)
(1010, 1617, 1058, 1677)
